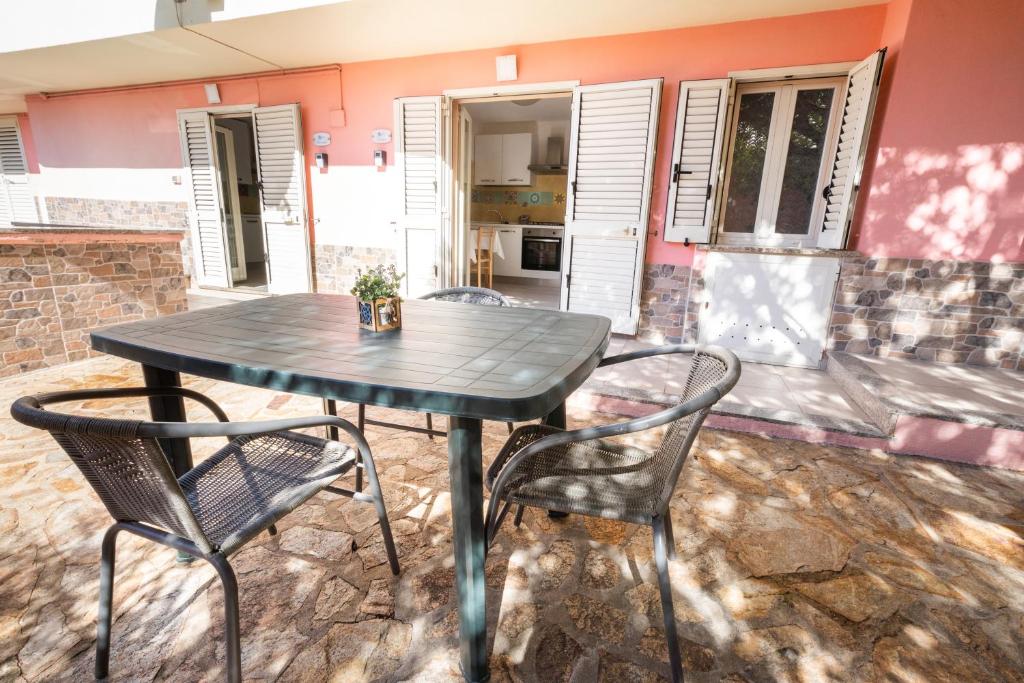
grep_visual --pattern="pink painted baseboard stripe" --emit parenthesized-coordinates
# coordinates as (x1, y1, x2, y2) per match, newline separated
(568, 392, 1024, 472)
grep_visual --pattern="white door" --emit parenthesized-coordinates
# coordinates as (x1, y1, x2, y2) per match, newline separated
(456, 106, 474, 285)
(213, 125, 247, 283)
(178, 111, 230, 289)
(699, 252, 840, 368)
(561, 79, 663, 334)
(395, 96, 445, 297)
(0, 117, 37, 226)
(253, 104, 311, 294)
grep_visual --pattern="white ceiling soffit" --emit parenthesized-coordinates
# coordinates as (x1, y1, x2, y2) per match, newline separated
(463, 98, 572, 123)
(0, 0, 886, 105)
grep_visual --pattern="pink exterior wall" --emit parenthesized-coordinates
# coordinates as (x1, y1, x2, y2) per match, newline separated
(21, 5, 887, 264)
(337, 6, 887, 265)
(851, 0, 1024, 262)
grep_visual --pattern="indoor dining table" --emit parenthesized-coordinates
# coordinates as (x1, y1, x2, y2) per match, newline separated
(90, 292, 611, 682)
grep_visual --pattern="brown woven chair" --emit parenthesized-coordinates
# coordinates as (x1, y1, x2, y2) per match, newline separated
(484, 345, 740, 683)
(10, 386, 398, 683)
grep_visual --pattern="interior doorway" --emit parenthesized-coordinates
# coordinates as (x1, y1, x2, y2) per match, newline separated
(212, 114, 268, 292)
(453, 94, 572, 310)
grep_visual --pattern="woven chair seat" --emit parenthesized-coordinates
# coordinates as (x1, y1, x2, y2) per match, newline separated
(487, 424, 665, 525)
(179, 431, 354, 555)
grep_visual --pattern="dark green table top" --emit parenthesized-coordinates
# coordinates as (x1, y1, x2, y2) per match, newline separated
(91, 293, 611, 422)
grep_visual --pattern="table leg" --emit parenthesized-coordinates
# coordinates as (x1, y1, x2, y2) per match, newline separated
(142, 365, 195, 564)
(543, 403, 570, 519)
(142, 365, 193, 476)
(448, 416, 489, 683)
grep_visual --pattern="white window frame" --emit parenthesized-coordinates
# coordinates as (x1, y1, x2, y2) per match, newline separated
(716, 76, 846, 249)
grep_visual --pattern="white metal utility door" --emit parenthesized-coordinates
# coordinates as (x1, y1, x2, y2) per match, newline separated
(699, 252, 839, 368)
(253, 104, 311, 294)
(561, 79, 662, 334)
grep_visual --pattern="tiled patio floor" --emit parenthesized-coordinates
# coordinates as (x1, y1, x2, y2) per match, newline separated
(3, 355, 1024, 682)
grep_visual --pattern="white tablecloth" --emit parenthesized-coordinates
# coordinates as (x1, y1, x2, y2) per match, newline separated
(469, 228, 505, 263)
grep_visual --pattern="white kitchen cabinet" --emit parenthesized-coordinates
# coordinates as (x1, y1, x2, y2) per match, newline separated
(473, 135, 502, 185)
(500, 133, 531, 185)
(473, 133, 532, 186)
(493, 226, 522, 276)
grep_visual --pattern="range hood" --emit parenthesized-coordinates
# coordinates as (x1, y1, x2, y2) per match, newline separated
(528, 136, 567, 172)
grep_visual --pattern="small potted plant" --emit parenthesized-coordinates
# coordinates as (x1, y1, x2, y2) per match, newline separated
(351, 264, 405, 332)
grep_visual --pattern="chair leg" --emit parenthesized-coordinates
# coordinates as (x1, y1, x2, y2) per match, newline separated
(653, 517, 683, 683)
(360, 451, 400, 575)
(355, 404, 366, 492)
(426, 413, 435, 441)
(663, 513, 679, 562)
(95, 524, 120, 680)
(513, 504, 525, 528)
(506, 421, 514, 435)
(209, 555, 242, 683)
(267, 524, 278, 537)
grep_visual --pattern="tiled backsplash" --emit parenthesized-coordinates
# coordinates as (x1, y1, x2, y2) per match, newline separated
(471, 174, 568, 224)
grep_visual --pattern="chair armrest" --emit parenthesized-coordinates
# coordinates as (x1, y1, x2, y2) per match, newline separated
(488, 387, 722, 502)
(597, 343, 697, 368)
(30, 386, 231, 422)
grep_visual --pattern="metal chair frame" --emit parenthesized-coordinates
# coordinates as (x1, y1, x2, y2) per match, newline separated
(11, 386, 399, 683)
(483, 345, 740, 683)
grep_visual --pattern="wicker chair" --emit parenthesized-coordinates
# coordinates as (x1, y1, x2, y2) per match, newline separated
(484, 345, 740, 683)
(10, 386, 399, 683)
(326, 287, 515, 456)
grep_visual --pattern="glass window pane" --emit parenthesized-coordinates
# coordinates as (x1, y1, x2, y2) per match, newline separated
(775, 88, 834, 235)
(723, 91, 775, 234)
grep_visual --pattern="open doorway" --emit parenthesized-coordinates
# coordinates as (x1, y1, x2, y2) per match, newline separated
(456, 95, 572, 310)
(212, 114, 267, 292)
(181, 103, 310, 295)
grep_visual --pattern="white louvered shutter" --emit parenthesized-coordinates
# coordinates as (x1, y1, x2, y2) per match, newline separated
(563, 79, 662, 334)
(394, 96, 444, 297)
(254, 104, 311, 294)
(178, 111, 229, 288)
(0, 117, 39, 225)
(663, 79, 730, 244)
(817, 49, 885, 249)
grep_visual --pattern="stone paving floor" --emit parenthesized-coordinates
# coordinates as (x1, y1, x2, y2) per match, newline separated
(2, 355, 1024, 682)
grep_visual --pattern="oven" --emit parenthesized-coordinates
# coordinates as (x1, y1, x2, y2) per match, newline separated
(521, 227, 563, 272)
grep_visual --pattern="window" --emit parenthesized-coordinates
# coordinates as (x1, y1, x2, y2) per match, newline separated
(719, 77, 844, 247)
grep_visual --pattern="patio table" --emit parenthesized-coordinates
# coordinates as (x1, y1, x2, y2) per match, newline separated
(90, 292, 610, 682)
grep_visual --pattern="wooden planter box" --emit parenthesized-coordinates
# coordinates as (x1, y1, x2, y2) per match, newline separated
(357, 297, 402, 332)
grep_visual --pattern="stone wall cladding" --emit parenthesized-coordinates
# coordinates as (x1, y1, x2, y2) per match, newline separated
(0, 241, 187, 377)
(637, 264, 691, 343)
(314, 244, 398, 294)
(830, 256, 1024, 370)
(44, 197, 189, 230)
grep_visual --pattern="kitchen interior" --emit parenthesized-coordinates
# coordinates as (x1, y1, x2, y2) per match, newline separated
(463, 96, 570, 310)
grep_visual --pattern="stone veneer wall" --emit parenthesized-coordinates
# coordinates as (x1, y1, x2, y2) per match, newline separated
(637, 264, 692, 344)
(44, 197, 189, 230)
(639, 254, 1023, 371)
(0, 237, 187, 377)
(314, 244, 398, 294)
(830, 256, 1024, 370)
